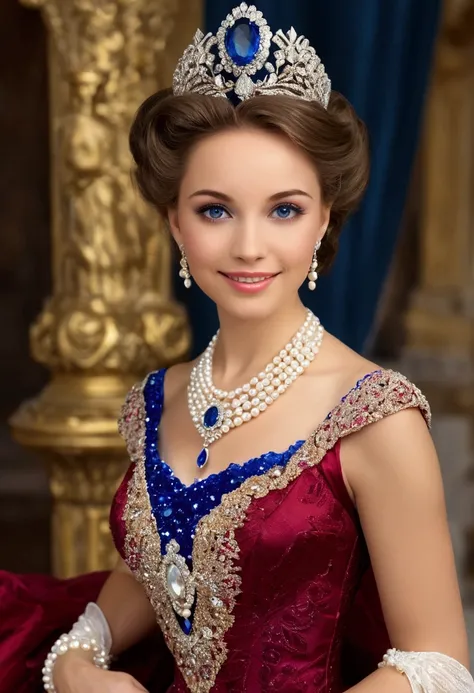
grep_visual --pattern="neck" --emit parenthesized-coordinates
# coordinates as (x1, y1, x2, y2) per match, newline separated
(211, 298, 310, 389)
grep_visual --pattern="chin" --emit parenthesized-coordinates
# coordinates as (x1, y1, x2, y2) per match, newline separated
(215, 293, 284, 323)
(198, 274, 298, 322)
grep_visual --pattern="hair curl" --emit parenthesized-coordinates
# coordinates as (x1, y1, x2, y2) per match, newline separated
(129, 88, 369, 272)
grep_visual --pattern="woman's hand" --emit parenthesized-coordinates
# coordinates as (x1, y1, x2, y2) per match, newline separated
(52, 650, 148, 692)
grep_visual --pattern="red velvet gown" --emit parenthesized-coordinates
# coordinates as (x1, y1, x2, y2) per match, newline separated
(0, 368, 430, 693)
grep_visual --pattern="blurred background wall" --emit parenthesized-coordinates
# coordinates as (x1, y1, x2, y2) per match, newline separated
(0, 0, 51, 571)
(0, 0, 473, 628)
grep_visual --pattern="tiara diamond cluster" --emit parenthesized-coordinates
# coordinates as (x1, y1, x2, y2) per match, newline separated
(173, 3, 331, 107)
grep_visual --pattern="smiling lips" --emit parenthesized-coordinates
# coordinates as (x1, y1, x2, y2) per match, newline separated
(220, 271, 279, 294)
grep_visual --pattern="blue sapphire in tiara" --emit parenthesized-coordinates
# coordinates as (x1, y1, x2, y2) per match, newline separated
(203, 405, 220, 429)
(225, 19, 260, 66)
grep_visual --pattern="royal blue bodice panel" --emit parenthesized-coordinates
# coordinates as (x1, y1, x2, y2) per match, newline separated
(143, 369, 305, 564)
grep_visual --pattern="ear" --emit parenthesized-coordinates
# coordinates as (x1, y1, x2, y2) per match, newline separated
(167, 206, 182, 246)
(318, 206, 331, 243)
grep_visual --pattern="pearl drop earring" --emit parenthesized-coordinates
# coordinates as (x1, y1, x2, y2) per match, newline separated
(179, 245, 192, 289)
(307, 240, 321, 291)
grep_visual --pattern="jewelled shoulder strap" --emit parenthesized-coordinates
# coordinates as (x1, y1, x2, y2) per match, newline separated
(311, 368, 431, 455)
(117, 378, 148, 466)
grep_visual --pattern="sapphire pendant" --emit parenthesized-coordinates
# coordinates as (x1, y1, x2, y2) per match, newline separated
(203, 405, 220, 429)
(197, 447, 209, 469)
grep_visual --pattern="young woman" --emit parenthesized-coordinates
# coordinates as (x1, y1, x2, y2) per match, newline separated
(4, 5, 473, 693)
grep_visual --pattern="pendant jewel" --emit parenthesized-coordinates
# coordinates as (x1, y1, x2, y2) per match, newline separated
(197, 447, 209, 469)
(166, 563, 186, 599)
(203, 404, 221, 429)
(161, 540, 196, 627)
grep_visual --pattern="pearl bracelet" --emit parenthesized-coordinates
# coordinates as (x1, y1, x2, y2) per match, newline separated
(42, 632, 110, 691)
(42, 602, 113, 693)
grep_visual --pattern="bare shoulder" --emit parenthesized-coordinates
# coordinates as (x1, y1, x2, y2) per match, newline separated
(321, 334, 429, 418)
(319, 333, 434, 501)
(341, 378, 436, 505)
(318, 331, 381, 394)
(162, 359, 195, 403)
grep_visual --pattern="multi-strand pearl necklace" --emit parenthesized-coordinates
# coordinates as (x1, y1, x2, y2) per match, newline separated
(188, 309, 324, 469)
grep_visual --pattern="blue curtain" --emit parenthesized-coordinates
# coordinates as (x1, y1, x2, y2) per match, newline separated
(174, 0, 441, 356)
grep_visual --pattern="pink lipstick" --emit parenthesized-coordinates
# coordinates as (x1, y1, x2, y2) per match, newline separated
(220, 271, 278, 294)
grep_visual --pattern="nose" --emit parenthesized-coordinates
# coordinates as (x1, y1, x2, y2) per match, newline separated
(229, 217, 266, 263)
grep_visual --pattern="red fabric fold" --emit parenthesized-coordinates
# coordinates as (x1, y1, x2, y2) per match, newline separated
(0, 570, 107, 693)
(0, 570, 175, 693)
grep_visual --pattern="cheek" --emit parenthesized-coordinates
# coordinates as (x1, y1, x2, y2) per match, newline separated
(177, 209, 224, 268)
(280, 243, 314, 277)
(274, 222, 318, 271)
(190, 237, 222, 270)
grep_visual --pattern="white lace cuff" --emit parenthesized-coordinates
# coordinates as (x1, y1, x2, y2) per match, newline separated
(379, 648, 474, 692)
(71, 602, 113, 652)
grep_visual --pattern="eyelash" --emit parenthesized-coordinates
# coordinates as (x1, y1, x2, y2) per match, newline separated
(196, 202, 306, 223)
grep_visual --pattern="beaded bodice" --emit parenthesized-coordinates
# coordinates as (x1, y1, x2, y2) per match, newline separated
(143, 368, 305, 564)
(110, 368, 431, 693)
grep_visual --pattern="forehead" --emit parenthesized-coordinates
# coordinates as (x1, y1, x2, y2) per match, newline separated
(181, 127, 319, 197)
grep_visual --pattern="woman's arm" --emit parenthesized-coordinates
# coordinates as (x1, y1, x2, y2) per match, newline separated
(97, 556, 157, 655)
(341, 407, 470, 692)
(53, 556, 157, 686)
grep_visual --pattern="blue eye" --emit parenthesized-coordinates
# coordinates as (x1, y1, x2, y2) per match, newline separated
(272, 203, 304, 220)
(199, 204, 229, 221)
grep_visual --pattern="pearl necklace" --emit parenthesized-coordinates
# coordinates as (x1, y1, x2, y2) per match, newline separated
(188, 309, 324, 469)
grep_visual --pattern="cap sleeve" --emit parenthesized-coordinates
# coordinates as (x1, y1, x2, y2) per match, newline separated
(314, 369, 431, 452)
(117, 379, 147, 464)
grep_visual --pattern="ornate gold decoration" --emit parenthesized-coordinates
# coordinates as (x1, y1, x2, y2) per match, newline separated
(403, 0, 474, 405)
(402, 0, 474, 588)
(22, 0, 190, 372)
(10, 0, 201, 577)
(119, 370, 429, 692)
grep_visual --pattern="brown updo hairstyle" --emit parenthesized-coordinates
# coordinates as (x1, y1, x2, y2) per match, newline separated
(129, 88, 369, 272)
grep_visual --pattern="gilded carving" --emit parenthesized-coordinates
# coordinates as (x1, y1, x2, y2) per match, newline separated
(22, 0, 190, 373)
(10, 0, 198, 576)
(48, 451, 127, 574)
(401, 0, 474, 584)
(404, 0, 474, 387)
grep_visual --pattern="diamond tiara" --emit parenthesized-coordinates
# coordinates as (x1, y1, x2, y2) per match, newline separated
(172, 3, 331, 108)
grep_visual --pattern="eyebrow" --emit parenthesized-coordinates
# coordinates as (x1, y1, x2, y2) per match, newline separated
(188, 188, 313, 201)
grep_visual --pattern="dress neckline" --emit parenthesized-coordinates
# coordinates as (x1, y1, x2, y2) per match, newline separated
(145, 368, 305, 490)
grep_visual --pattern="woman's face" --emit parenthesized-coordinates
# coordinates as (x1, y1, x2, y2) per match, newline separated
(169, 127, 330, 322)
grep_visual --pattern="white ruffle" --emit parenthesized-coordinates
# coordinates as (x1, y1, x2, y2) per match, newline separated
(379, 648, 474, 692)
(70, 602, 113, 653)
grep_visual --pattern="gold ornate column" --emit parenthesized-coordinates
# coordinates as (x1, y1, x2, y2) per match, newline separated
(403, 0, 474, 584)
(10, 0, 201, 577)
(404, 0, 474, 405)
